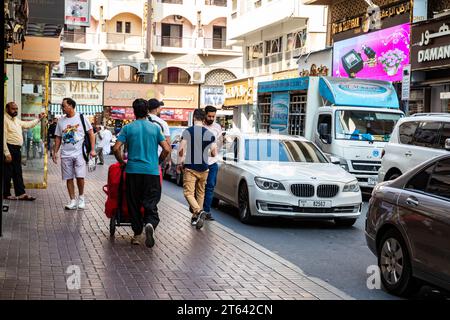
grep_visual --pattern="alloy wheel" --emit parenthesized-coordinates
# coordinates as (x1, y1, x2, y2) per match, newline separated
(380, 237, 404, 286)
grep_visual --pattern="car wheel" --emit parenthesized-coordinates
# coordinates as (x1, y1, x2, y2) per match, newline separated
(386, 172, 401, 181)
(211, 197, 220, 209)
(334, 218, 357, 227)
(176, 172, 183, 186)
(238, 182, 253, 224)
(378, 229, 420, 297)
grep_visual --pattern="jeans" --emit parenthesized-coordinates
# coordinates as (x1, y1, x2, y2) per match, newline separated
(203, 163, 218, 213)
(3, 144, 26, 197)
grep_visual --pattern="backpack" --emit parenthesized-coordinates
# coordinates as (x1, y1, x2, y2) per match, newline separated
(79, 113, 91, 163)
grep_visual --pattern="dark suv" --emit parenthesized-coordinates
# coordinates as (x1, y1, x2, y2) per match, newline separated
(366, 154, 450, 297)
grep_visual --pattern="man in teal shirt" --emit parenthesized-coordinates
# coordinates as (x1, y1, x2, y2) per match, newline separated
(113, 98, 171, 247)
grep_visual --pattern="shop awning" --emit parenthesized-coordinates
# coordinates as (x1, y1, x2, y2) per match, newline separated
(318, 77, 400, 109)
(49, 104, 103, 116)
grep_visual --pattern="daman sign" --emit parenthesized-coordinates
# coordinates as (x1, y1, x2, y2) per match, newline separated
(412, 17, 450, 70)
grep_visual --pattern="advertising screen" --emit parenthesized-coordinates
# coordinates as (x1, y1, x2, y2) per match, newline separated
(333, 23, 410, 82)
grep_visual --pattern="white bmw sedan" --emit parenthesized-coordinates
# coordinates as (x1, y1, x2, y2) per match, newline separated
(213, 133, 362, 226)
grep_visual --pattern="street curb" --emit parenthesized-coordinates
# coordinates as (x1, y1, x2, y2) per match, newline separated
(161, 194, 355, 300)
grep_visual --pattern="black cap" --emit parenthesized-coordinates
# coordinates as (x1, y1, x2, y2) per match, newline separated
(159, 100, 164, 107)
(148, 98, 161, 111)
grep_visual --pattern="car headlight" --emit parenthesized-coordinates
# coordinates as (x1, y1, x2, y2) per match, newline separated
(254, 177, 285, 190)
(343, 180, 360, 192)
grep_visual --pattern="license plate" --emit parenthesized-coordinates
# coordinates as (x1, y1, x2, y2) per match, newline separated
(299, 200, 332, 208)
(368, 176, 378, 186)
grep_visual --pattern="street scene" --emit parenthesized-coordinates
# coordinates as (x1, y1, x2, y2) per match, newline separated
(2, 0, 450, 303)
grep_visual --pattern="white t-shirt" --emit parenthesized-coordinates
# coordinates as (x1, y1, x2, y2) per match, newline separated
(149, 114, 170, 156)
(204, 122, 223, 165)
(55, 113, 92, 158)
(96, 129, 113, 154)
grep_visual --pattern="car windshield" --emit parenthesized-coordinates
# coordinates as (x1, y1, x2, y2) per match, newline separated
(244, 139, 328, 163)
(335, 110, 402, 142)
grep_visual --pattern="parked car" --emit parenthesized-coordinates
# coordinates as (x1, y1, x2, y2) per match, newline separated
(366, 154, 450, 297)
(213, 133, 362, 225)
(162, 126, 187, 185)
(378, 113, 450, 182)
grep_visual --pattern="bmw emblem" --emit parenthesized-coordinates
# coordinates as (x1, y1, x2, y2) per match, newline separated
(373, 150, 380, 157)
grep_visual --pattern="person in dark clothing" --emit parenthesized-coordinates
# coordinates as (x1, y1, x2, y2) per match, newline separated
(113, 99, 171, 247)
(48, 118, 58, 156)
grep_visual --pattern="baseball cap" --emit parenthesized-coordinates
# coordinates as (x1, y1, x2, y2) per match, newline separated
(148, 98, 161, 111)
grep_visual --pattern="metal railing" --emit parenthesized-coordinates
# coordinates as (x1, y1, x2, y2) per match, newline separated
(155, 35, 194, 48)
(205, 0, 227, 6)
(204, 38, 230, 50)
(161, 0, 183, 3)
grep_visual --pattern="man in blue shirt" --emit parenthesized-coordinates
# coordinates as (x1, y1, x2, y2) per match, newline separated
(177, 109, 217, 229)
(113, 99, 171, 247)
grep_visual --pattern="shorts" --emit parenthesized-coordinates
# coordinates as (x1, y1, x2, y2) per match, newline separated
(61, 154, 86, 180)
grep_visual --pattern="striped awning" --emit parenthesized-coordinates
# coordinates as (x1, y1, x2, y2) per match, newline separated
(50, 104, 103, 116)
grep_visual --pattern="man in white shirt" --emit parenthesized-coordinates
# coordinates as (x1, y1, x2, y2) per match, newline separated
(202, 105, 224, 221)
(95, 125, 112, 165)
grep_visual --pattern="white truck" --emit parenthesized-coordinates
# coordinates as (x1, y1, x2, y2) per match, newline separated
(257, 76, 404, 189)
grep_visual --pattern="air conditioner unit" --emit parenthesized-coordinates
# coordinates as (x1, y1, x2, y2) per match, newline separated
(192, 71, 204, 83)
(138, 62, 154, 74)
(51, 57, 65, 75)
(78, 60, 90, 70)
(94, 60, 108, 76)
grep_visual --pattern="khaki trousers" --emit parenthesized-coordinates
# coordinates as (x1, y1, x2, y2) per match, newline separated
(183, 168, 209, 216)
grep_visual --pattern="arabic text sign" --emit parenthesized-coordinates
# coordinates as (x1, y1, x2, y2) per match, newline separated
(333, 23, 410, 82)
(411, 17, 450, 70)
(65, 0, 90, 27)
(201, 86, 224, 107)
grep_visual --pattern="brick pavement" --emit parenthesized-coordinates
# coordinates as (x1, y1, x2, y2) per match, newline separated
(0, 155, 353, 300)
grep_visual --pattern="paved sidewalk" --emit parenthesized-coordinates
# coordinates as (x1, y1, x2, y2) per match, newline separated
(0, 156, 353, 300)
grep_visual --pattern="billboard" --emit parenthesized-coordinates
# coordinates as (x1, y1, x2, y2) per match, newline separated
(333, 23, 410, 82)
(65, 0, 90, 27)
(270, 92, 290, 135)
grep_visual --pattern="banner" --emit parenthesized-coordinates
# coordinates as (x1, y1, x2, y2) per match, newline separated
(65, 0, 90, 27)
(160, 108, 194, 122)
(111, 107, 135, 120)
(270, 92, 290, 135)
(333, 23, 410, 82)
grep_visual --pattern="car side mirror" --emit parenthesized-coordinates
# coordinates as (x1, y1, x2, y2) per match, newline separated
(318, 123, 331, 144)
(330, 156, 340, 165)
(445, 138, 450, 151)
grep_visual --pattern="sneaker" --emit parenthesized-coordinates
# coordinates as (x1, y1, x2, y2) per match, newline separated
(205, 213, 215, 221)
(65, 199, 78, 210)
(196, 211, 206, 230)
(131, 235, 140, 245)
(77, 196, 85, 210)
(144, 223, 155, 248)
(191, 216, 197, 226)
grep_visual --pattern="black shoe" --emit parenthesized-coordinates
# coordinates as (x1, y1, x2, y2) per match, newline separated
(196, 211, 206, 230)
(189, 207, 194, 214)
(205, 213, 214, 221)
(191, 216, 197, 226)
(144, 223, 155, 248)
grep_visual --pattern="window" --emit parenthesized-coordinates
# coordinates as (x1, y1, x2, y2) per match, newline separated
(405, 163, 435, 193)
(399, 121, 419, 145)
(246, 42, 263, 61)
(161, 23, 182, 47)
(318, 114, 332, 135)
(125, 22, 131, 34)
(265, 37, 282, 56)
(213, 26, 226, 49)
(413, 121, 441, 147)
(106, 65, 142, 83)
(63, 26, 86, 43)
(427, 158, 450, 200)
(116, 21, 123, 33)
(438, 123, 450, 149)
(286, 29, 307, 51)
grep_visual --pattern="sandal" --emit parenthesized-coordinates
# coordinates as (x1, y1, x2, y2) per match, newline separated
(17, 194, 36, 201)
(4, 196, 18, 200)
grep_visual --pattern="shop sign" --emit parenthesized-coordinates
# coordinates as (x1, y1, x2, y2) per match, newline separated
(411, 17, 450, 70)
(224, 78, 254, 106)
(333, 23, 410, 82)
(160, 108, 194, 122)
(111, 107, 135, 120)
(201, 86, 224, 107)
(104, 83, 198, 108)
(441, 92, 450, 100)
(65, 0, 91, 27)
(331, 1, 410, 42)
(270, 92, 289, 135)
(51, 79, 103, 105)
(258, 77, 309, 93)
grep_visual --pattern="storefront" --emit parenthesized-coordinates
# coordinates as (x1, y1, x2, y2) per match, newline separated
(409, 14, 450, 114)
(103, 82, 198, 129)
(49, 79, 104, 123)
(223, 78, 255, 132)
(256, 77, 309, 135)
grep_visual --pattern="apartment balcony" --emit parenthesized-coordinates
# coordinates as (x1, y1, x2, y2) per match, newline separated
(204, 0, 227, 7)
(152, 35, 196, 54)
(201, 38, 242, 56)
(99, 33, 144, 52)
(62, 31, 98, 50)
